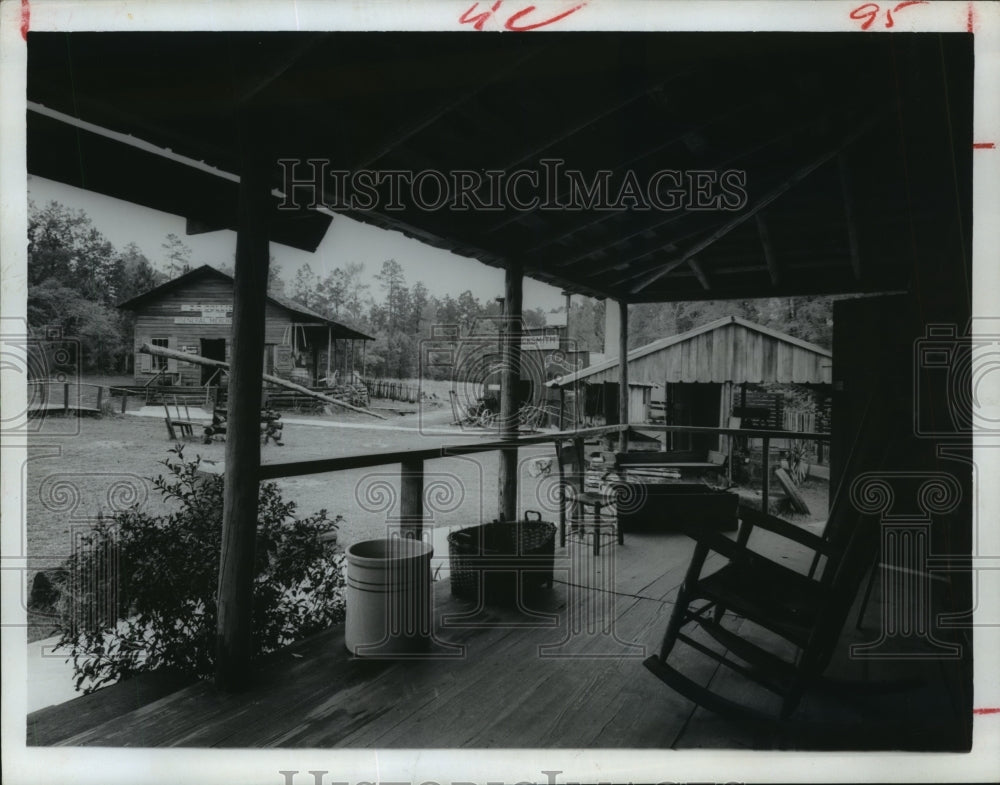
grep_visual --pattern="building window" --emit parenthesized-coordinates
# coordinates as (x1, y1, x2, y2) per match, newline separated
(151, 337, 169, 370)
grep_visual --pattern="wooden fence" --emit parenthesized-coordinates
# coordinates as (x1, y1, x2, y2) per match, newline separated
(364, 379, 423, 403)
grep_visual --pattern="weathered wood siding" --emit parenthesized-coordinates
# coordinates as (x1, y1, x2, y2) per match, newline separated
(580, 323, 831, 385)
(131, 277, 296, 385)
(628, 384, 650, 422)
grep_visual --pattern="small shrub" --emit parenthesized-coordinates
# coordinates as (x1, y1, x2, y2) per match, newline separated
(57, 447, 345, 693)
(784, 440, 813, 485)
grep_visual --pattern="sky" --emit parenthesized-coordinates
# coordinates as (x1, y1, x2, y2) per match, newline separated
(27, 175, 571, 314)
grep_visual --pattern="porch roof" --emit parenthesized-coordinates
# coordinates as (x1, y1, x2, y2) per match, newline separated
(27, 31, 971, 304)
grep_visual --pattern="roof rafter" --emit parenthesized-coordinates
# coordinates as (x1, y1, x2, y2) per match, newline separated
(756, 213, 780, 286)
(626, 111, 884, 294)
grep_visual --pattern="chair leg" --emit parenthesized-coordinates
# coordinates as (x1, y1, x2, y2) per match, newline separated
(659, 582, 690, 660)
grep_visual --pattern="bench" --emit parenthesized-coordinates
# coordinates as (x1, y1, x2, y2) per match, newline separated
(616, 482, 739, 533)
(615, 449, 728, 479)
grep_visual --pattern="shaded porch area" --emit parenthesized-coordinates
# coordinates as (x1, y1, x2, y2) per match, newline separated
(29, 526, 967, 750)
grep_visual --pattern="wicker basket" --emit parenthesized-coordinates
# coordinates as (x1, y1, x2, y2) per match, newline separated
(447, 511, 556, 606)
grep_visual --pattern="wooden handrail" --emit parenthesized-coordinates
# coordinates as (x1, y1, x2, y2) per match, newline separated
(258, 423, 829, 480)
(258, 424, 624, 479)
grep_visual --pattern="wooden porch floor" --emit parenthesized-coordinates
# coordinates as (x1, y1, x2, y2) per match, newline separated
(27, 529, 970, 750)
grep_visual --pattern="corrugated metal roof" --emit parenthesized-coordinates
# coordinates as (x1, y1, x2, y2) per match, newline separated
(548, 316, 831, 387)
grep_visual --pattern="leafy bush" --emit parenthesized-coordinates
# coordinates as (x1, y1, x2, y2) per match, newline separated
(784, 439, 814, 486)
(57, 447, 345, 693)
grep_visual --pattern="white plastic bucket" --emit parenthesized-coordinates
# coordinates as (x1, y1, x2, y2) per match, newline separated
(345, 537, 433, 656)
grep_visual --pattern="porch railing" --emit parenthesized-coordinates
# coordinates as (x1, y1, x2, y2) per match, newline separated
(256, 423, 832, 535)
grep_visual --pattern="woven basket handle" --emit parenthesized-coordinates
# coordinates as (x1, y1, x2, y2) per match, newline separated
(523, 510, 542, 522)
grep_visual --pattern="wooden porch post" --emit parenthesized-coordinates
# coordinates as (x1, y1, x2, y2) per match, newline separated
(498, 261, 523, 522)
(216, 121, 271, 692)
(618, 299, 629, 453)
(326, 328, 332, 383)
(400, 458, 424, 538)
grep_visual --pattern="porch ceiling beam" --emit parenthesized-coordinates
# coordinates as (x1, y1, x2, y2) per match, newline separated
(756, 213, 780, 286)
(627, 113, 883, 295)
(352, 47, 543, 170)
(492, 67, 693, 176)
(532, 113, 822, 265)
(493, 90, 815, 244)
(688, 258, 711, 290)
(233, 34, 327, 109)
(838, 151, 863, 281)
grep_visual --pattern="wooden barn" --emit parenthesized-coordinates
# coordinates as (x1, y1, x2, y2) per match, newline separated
(549, 316, 832, 452)
(117, 265, 372, 388)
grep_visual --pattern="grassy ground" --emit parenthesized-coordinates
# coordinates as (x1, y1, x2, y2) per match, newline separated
(735, 477, 830, 524)
(21, 403, 560, 641)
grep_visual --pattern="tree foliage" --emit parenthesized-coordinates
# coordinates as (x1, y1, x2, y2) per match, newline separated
(27, 201, 168, 372)
(628, 296, 835, 351)
(284, 257, 555, 380)
(57, 448, 345, 692)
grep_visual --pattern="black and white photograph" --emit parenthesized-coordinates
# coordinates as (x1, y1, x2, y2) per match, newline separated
(2, 1, 998, 783)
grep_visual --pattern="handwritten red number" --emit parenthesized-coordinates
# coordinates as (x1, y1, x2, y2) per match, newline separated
(850, 3, 880, 30)
(504, 2, 587, 31)
(459, 1, 503, 31)
(850, 1, 927, 30)
(459, 1, 587, 32)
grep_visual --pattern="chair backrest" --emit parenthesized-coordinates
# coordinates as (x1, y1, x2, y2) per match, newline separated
(557, 439, 589, 493)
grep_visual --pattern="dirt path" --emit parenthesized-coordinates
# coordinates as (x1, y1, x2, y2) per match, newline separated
(22, 409, 561, 632)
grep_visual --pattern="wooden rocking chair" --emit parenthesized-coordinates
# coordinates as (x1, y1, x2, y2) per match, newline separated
(642, 498, 883, 722)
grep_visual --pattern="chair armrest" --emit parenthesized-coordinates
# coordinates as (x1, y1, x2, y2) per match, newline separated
(736, 505, 835, 556)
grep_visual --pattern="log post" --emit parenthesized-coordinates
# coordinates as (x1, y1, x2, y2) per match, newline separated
(215, 119, 271, 692)
(498, 261, 523, 522)
(761, 436, 771, 515)
(400, 458, 424, 538)
(618, 299, 629, 454)
(326, 328, 332, 383)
